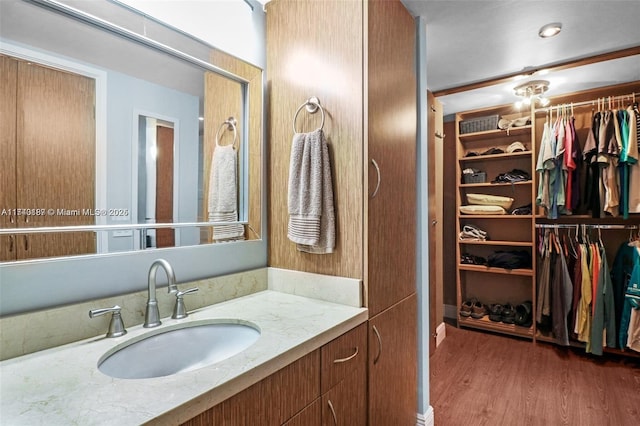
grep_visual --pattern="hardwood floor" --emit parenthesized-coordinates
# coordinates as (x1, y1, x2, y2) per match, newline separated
(430, 324, 640, 426)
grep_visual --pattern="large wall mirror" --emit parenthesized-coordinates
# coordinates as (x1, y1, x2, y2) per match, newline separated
(0, 0, 266, 316)
(0, 0, 263, 264)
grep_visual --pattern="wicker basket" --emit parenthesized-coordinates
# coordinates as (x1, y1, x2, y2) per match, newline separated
(459, 115, 500, 134)
(463, 172, 487, 184)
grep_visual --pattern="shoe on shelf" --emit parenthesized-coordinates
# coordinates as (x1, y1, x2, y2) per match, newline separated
(501, 303, 516, 324)
(514, 301, 533, 327)
(470, 301, 488, 319)
(489, 304, 503, 322)
(460, 299, 474, 317)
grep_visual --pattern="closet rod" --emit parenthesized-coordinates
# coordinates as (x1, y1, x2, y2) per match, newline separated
(533, 92, 636, 113)
(535, 224, 638, 230)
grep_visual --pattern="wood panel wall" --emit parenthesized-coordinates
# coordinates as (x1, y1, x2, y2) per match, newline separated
(266, 0, 364, 278)
(203, 71, 245, 242)
(1, 55, 18, 261)
(208, 49, 263, 241)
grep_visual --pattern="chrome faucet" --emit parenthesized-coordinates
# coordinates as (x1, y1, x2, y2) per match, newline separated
(144, 259, 178, 328)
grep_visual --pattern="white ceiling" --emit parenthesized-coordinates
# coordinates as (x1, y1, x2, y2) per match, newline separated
(402, 0, 640, 114)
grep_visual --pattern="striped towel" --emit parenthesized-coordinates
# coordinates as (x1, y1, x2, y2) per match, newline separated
(287, 129, 335, 254)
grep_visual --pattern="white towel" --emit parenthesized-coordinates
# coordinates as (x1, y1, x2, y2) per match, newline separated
(208, 144, 244, 241)
(287, 129, 335, 254)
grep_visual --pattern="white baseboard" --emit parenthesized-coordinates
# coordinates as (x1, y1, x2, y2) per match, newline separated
(417, 406, 434, 426)
(444, 303, 457, 319)
(435, 322, 446, 347)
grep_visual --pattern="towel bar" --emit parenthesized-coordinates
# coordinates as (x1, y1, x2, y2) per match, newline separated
(215, 117, 238, 149)
(293, 97, 325, 133)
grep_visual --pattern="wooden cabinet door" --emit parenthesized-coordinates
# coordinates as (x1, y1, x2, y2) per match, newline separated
(321, 366, 367, 426)
(366, 0, 417, 317)
(368, 294, 417, 426)
(0, 55, 18, 261)
(16, 59, 96, 259)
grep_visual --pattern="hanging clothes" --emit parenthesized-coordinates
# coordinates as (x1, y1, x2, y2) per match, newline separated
(551, 234, 574, 346)
(576, 243, 593, 347)
(583, 112, 602, 218)
(626, 104, 640, 214)
(536, 121, 554, 217)
(590, 244, 617, 355)
(612, 241, 640, 349)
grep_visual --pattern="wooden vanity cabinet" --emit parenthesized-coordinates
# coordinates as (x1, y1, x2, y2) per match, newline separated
(182, 324, 367, 426)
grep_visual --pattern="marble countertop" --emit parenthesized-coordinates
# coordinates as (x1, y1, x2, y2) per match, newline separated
(0, 290, 368, 425)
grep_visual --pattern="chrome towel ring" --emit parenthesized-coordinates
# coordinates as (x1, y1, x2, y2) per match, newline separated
(215, 116, 238, 149)
(293, 96, 325, 133)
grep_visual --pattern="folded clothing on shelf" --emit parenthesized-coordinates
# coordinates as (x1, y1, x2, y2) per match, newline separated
(511, 203, 532, 215)
(459, 205, 507, 215)
(492, 168, 531, 183)
(487, 250, 531, 269)
(461, 252, 487, 265)
(459, 224, 490, 241)
(466, 193, 514, 210)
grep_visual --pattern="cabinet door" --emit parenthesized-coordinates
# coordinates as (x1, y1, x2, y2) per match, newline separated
(0, 55, 17, 261)
(366, 0, 416, 316)
(322, 366, 367, 426)
(16, 60, 95, 259)
(368, 294, 417, 426)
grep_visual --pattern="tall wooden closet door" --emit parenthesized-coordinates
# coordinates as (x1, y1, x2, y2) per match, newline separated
(155, 125, 175, 248)
(366, 0, 417, 317)
(16, 61, 96, 259)
(1, 55, 18, 262)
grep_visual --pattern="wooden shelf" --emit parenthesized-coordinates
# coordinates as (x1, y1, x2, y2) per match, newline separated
(459, 315, 533, 339)
(460, 181, 532, 188)
(458, 264, 533, 276)
(458, 214, 533, 219)
(458, 125, 532, 141)
(459, 151, 532, 162)
(459, 240, 533, 247)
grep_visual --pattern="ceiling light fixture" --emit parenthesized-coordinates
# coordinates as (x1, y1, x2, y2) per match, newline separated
(514, 80, 550, 109)
(538, 22, 562, 38)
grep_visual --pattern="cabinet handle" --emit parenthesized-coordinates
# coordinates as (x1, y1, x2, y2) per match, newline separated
(333, 346, 358, 364)
(373, 325, 382, 365)
(370, 158, 381, 198)
(435, 131, 445, 139)
(9, 235, 14, 252)
(327, 399, 338, 425)
(23, 235, 28, 251)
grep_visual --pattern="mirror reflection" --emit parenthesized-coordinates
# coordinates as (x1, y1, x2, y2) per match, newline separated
(0, 0, 262, 263)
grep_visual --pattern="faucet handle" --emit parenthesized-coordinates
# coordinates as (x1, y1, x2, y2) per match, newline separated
(89, 305, 127, 338)
(172, 287, 199, 319)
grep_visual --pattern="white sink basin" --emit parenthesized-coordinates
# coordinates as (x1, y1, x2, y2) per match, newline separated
(97, 320, 260, 379)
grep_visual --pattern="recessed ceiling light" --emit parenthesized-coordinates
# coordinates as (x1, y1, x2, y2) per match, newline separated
(539, 22, 562, 38)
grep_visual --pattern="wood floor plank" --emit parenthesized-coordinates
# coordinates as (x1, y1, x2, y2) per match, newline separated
(431, 325, 640, 426)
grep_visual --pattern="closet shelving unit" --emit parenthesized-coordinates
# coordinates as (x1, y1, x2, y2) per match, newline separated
(454, 83, 640, 352)
(455, 107, 537, 339)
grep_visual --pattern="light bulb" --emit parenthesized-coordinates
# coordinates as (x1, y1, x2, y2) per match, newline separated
(540, 97, 550, 106)
(515, 101, 523, 109)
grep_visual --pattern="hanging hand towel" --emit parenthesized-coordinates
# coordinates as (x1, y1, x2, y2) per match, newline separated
(208, 144, 244, 241)
(287, 129, 335, 254)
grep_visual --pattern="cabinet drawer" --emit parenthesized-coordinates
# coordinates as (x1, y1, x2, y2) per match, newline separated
(320, 323, 367, 393)
(321, 366, 367, 426)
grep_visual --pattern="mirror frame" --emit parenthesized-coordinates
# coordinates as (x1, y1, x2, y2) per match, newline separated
(0, 0, 266, 316)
